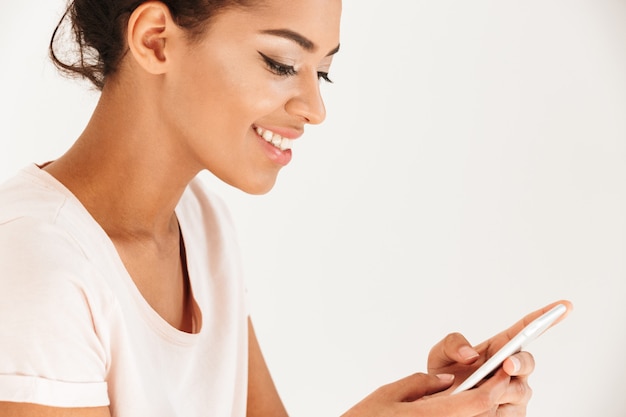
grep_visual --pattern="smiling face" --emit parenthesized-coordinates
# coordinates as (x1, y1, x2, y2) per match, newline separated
(159, 0, 342, 194)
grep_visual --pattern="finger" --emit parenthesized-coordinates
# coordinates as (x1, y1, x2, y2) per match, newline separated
(378, 372, 456, 402)
(502, 300, 573, 342)
(494, 370, 533, 405)
(502, 351, 535, 377)
(490, 403, 528, 417)
(402, 371, 510, 417)
(471, 300, 573, 357)
(497, 374, 533, 408)
(428, 332, 481, 371)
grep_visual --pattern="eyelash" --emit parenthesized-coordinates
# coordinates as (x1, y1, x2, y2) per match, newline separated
(258, 52, 333, 84)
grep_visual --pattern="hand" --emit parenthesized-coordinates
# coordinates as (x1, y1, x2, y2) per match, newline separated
(341, 371, 515, 417)
(427, 300, 573, 416)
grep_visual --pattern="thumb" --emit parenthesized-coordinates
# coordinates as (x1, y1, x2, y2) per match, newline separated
(379, 372, 455, 402)
(428, 332, 480, 372)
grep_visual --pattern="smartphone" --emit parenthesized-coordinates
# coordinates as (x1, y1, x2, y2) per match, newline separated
(451, 303, 567, 394)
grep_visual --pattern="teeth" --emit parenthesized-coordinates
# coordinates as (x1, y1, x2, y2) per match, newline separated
(255, 126, 293, 151)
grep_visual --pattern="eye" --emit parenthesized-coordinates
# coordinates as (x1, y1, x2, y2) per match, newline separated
(317, 71, 333, 84)
(258, 52, 297, 77)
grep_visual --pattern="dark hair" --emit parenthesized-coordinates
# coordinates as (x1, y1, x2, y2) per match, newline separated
(50, 0, 255, 90)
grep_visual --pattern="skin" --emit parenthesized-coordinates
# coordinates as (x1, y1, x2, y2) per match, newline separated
(342, 300, 573, 417)
(0, 0, 573, 415)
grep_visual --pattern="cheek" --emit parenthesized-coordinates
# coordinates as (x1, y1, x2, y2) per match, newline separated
(163, 48, 296, 166)
(183, 64, 278, 125)
(193, 51, 295, 114)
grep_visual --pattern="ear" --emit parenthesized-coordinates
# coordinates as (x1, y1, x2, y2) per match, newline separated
(127, 1, 180, 75)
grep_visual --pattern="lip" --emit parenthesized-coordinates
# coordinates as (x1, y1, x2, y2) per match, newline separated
(253, 124, 304, 140)
(252, 125, 295, 167)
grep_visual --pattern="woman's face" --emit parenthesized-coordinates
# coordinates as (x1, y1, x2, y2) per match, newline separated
(162, 0, 342, 194)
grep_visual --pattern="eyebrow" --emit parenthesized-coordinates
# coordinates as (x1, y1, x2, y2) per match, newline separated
(260, 29, 340, 56)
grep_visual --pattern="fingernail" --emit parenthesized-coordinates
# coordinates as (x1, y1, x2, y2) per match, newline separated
(509, 356, 521, 374)
(436, 373, 455, 382)
(459, 346, 480, 360)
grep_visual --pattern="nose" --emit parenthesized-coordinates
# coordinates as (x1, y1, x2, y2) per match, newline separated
(284, 73, 326, 125)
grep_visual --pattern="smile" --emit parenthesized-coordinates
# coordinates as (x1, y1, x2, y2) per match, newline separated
(255, 126, 294, 151)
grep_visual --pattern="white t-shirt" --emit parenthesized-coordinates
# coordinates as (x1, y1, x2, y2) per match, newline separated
(0, 165, 248, 417)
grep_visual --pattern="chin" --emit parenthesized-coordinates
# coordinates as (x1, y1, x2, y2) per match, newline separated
(229, 175, 278, 196)
(242, 181, 276, 195)
(211, 166, 280, 195)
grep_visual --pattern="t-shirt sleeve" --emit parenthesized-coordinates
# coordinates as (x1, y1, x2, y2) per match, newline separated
(0, 218, 110, 407)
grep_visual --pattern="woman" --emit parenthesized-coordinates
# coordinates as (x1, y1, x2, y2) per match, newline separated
(0, 0, 570, 415)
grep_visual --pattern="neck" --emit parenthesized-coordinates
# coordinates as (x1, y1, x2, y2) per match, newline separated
(44, 78, 202, 240)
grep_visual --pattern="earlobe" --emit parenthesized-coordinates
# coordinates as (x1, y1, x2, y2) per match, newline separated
(127, 1, 177, 75)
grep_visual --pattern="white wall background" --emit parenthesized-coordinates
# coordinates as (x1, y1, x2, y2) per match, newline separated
(1, 0, 625, 416)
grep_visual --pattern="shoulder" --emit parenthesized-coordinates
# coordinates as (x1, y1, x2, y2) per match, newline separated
(0, 215, 89, 279)
(0, 218, 110, 389)
(0, 214, 107, 339)
(0, 166, 92, 278)
(0, 174, 112, 382)
(0, 167, 110, 314)
(0, 165, 107, 270)
(0, 165, 69, 225)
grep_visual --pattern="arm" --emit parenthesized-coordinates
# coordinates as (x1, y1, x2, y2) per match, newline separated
(245, 317, 486, 417)
(247, 317, 289, 417)
(341, 370, 513, 417)
(0, 403, 111, 417)
(246, 319, 509, 417)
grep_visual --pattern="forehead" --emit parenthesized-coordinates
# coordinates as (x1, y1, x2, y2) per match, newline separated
(216, 0, 342, 50)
